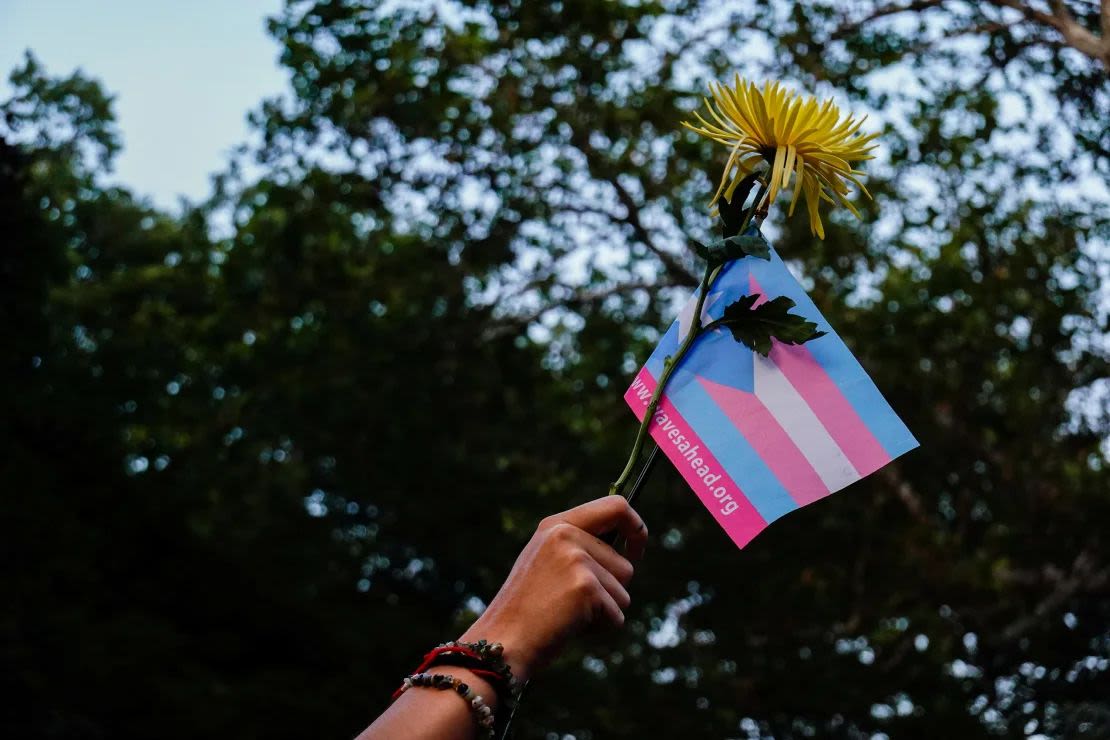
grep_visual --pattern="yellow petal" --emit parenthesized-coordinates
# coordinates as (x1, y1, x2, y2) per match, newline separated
(768, 145, 787, 205)
(783, 144, 797, 189)
(804, 178, 824, 239)
(709, 144, 743, 206)
(788, 156, 806, 216)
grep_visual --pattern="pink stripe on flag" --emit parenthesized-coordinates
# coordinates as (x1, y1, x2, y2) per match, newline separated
(750, 276, 892, 477)
(697, 377, 830, 506)
(624, 368, 767, 549)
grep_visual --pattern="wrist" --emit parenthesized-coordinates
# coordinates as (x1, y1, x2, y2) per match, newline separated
(459, 614, 537, 684)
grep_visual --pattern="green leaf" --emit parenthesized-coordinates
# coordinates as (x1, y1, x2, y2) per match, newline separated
(710, 294, 827, 356)
(691, 233, 771, 265)
(718, 173, 759, 237)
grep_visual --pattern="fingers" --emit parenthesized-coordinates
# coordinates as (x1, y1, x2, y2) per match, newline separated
(571, 527, 635, 586)
(577, 563, 626, 628)
(538, 522, 634, 629)
(553, 495, 648, 561)
(594, 584, 625, 628)
(530, 497, 647, 635)
(584, 557, 631, 611)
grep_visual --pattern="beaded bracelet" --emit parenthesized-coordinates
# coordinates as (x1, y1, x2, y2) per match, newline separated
(396, 672, 495, 737)
(390, 663, 503, 701)
(420, 652, 514, 695)
(428, 640, 519, 695)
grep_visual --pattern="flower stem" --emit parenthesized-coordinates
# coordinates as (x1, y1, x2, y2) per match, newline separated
(608, 178, 768, 498)
(609, 262, 719, 496)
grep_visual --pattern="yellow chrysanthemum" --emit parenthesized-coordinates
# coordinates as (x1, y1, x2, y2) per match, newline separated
(682, 76, 878, 239)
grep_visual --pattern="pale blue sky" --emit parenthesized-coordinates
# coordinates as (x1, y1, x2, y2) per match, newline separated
(0, 0, 286, 209)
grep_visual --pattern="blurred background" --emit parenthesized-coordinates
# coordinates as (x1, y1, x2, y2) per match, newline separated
(2, 1, 1108, 738)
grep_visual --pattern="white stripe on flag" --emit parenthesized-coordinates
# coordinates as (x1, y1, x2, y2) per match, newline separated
(753, 353, 861, 493)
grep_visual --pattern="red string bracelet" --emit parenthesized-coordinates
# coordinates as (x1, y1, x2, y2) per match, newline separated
(414, 644, 484, 673)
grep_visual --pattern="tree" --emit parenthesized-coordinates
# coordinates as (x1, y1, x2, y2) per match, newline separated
(3, 0, 1109, 736)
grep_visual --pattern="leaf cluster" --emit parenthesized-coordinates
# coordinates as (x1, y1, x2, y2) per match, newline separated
(690, 231, 771, 266)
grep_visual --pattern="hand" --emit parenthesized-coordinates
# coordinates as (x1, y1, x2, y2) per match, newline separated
(459, 496, 648, 682)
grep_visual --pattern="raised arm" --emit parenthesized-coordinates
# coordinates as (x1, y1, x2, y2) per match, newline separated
(359, 495, 648, 739)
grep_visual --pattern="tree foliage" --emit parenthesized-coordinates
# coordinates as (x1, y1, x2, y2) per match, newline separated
(3, 1, 1109, 737)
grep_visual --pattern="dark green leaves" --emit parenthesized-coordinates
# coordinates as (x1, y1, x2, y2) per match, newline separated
(690, 232, 771, 265)
(718, 172, 759, 237)
(709, 293, 827, 356)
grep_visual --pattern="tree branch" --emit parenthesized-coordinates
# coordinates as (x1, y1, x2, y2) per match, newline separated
(569, 131, 700, 286)
(830, 0, 947, 40)
(998, 548, 1110, 643)
(834, 0, 1109, 69)
(482, 279, 671, 339)
(879, 465, 931, 524)
(987, 0, 1110, 66)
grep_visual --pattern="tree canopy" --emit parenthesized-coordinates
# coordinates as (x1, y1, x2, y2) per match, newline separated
(3, 1, 1108, 737)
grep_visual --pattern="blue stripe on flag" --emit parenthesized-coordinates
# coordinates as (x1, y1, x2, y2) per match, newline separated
(666, 375, 798, 523)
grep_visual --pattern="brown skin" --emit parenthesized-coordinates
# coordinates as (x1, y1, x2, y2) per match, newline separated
(359, 496, 648, 739)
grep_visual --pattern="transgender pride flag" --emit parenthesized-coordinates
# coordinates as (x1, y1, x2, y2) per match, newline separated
(624, 243, 917, 549)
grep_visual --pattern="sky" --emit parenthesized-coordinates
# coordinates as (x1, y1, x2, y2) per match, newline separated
(0, 0, 287, 209)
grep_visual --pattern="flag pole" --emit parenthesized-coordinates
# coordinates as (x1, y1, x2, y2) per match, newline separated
(624, 443, 661, 508)
(602, 443, 660, 549)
